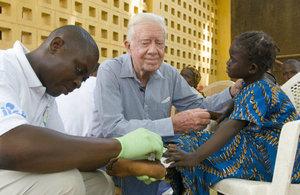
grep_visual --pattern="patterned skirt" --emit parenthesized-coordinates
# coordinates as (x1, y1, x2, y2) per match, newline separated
(165, 130, 300, 195)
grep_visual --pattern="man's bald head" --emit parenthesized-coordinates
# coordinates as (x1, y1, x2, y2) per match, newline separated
(27, 25, 100, 97)
(43, 25, 99, 59)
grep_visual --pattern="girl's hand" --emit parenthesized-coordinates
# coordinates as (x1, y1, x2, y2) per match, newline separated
(163, 144, 200, 167)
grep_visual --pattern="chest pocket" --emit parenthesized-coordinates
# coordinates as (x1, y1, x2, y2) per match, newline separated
(151, 96, 171, 118)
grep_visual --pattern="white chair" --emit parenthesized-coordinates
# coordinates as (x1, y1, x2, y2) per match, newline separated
(202, 80, 235, 97)
(281, 72, 300, 115)
(211, 120, 300, 195)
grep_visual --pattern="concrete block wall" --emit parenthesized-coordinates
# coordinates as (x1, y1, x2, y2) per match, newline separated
(152, 0, 221, 86)
(0, 0, 229, 85)
(0, 0, 129, 59)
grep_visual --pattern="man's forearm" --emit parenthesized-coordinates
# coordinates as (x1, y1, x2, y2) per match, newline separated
(99, 117, 174, 138)
(0, 124, 121, 173)
(201, 88, 233, 112)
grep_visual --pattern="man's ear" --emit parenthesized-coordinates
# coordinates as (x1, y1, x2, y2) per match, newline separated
(49, 37, 64, 54)
(124, 40, 131, 54)
(249, 63, 259, 74)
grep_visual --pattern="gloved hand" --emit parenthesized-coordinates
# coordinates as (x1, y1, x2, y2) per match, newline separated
(114, 128, 163, 160)
(136, 175, 165, 185)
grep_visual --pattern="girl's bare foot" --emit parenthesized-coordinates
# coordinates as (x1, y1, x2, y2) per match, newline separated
(106, 158, 166, 179)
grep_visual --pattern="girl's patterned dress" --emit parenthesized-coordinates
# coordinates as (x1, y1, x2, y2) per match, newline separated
(166, 80, 300, 195)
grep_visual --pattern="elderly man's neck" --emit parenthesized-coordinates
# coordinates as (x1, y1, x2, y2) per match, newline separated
(135, 70, 153, 87)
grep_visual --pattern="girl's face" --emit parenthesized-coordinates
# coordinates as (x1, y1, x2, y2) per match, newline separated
(226, 41, 251, 79)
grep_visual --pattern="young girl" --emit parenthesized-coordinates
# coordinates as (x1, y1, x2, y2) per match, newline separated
(164, 31, 300, 195)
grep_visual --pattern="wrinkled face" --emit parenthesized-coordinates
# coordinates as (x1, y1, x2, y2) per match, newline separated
(226, 42, 251, 79)
(282, 63, 300, 83)
(180, 68, 196, 88)
(126, 22, 165, 74)
(42, 48, 98, 97)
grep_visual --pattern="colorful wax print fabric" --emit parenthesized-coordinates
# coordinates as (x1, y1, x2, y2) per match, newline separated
(166, 80, 300, 195)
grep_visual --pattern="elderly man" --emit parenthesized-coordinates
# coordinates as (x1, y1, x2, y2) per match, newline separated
(92, 13, 238, 195)
(0, 25, 163, 194)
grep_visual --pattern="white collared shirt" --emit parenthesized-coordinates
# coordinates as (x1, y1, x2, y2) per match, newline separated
(0, 41, 64, 135)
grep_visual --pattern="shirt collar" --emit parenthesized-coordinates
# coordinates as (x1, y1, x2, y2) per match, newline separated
(120, 53, 135, 78)
(120, 53, 165, 80)
(14, 41, 46, 92)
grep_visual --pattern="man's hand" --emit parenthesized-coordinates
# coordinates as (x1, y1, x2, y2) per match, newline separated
(230, 79, 243, 97)
(172, 109, 210, 133)
(114, 128, 163, 160)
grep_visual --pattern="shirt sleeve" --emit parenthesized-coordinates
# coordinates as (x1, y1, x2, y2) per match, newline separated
(229, 83, 268, 132)
(171, 71, 233, 113)
(198, 88, 233, 112)
(0, 71, 28, 135)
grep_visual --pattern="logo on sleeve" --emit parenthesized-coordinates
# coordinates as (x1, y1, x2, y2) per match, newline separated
(0, 102, 26, 118)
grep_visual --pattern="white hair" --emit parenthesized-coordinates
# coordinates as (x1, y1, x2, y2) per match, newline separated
(126, 13, 167, 43)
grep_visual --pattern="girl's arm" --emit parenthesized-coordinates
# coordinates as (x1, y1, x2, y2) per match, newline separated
(165, 119, 248, 167)
(212, 100, 235, 126)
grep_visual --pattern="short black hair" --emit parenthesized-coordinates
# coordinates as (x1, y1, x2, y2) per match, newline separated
(45, 25, 99, 59)
(234, 31, 279, 71)
(181, 66, 201, 86)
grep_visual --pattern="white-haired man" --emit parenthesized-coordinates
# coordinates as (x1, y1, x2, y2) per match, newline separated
(92, 13, 238, 194)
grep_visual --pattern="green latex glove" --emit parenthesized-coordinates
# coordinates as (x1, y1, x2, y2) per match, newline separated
(136, 175, 165, 185)
(114, 128, 163, 160)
